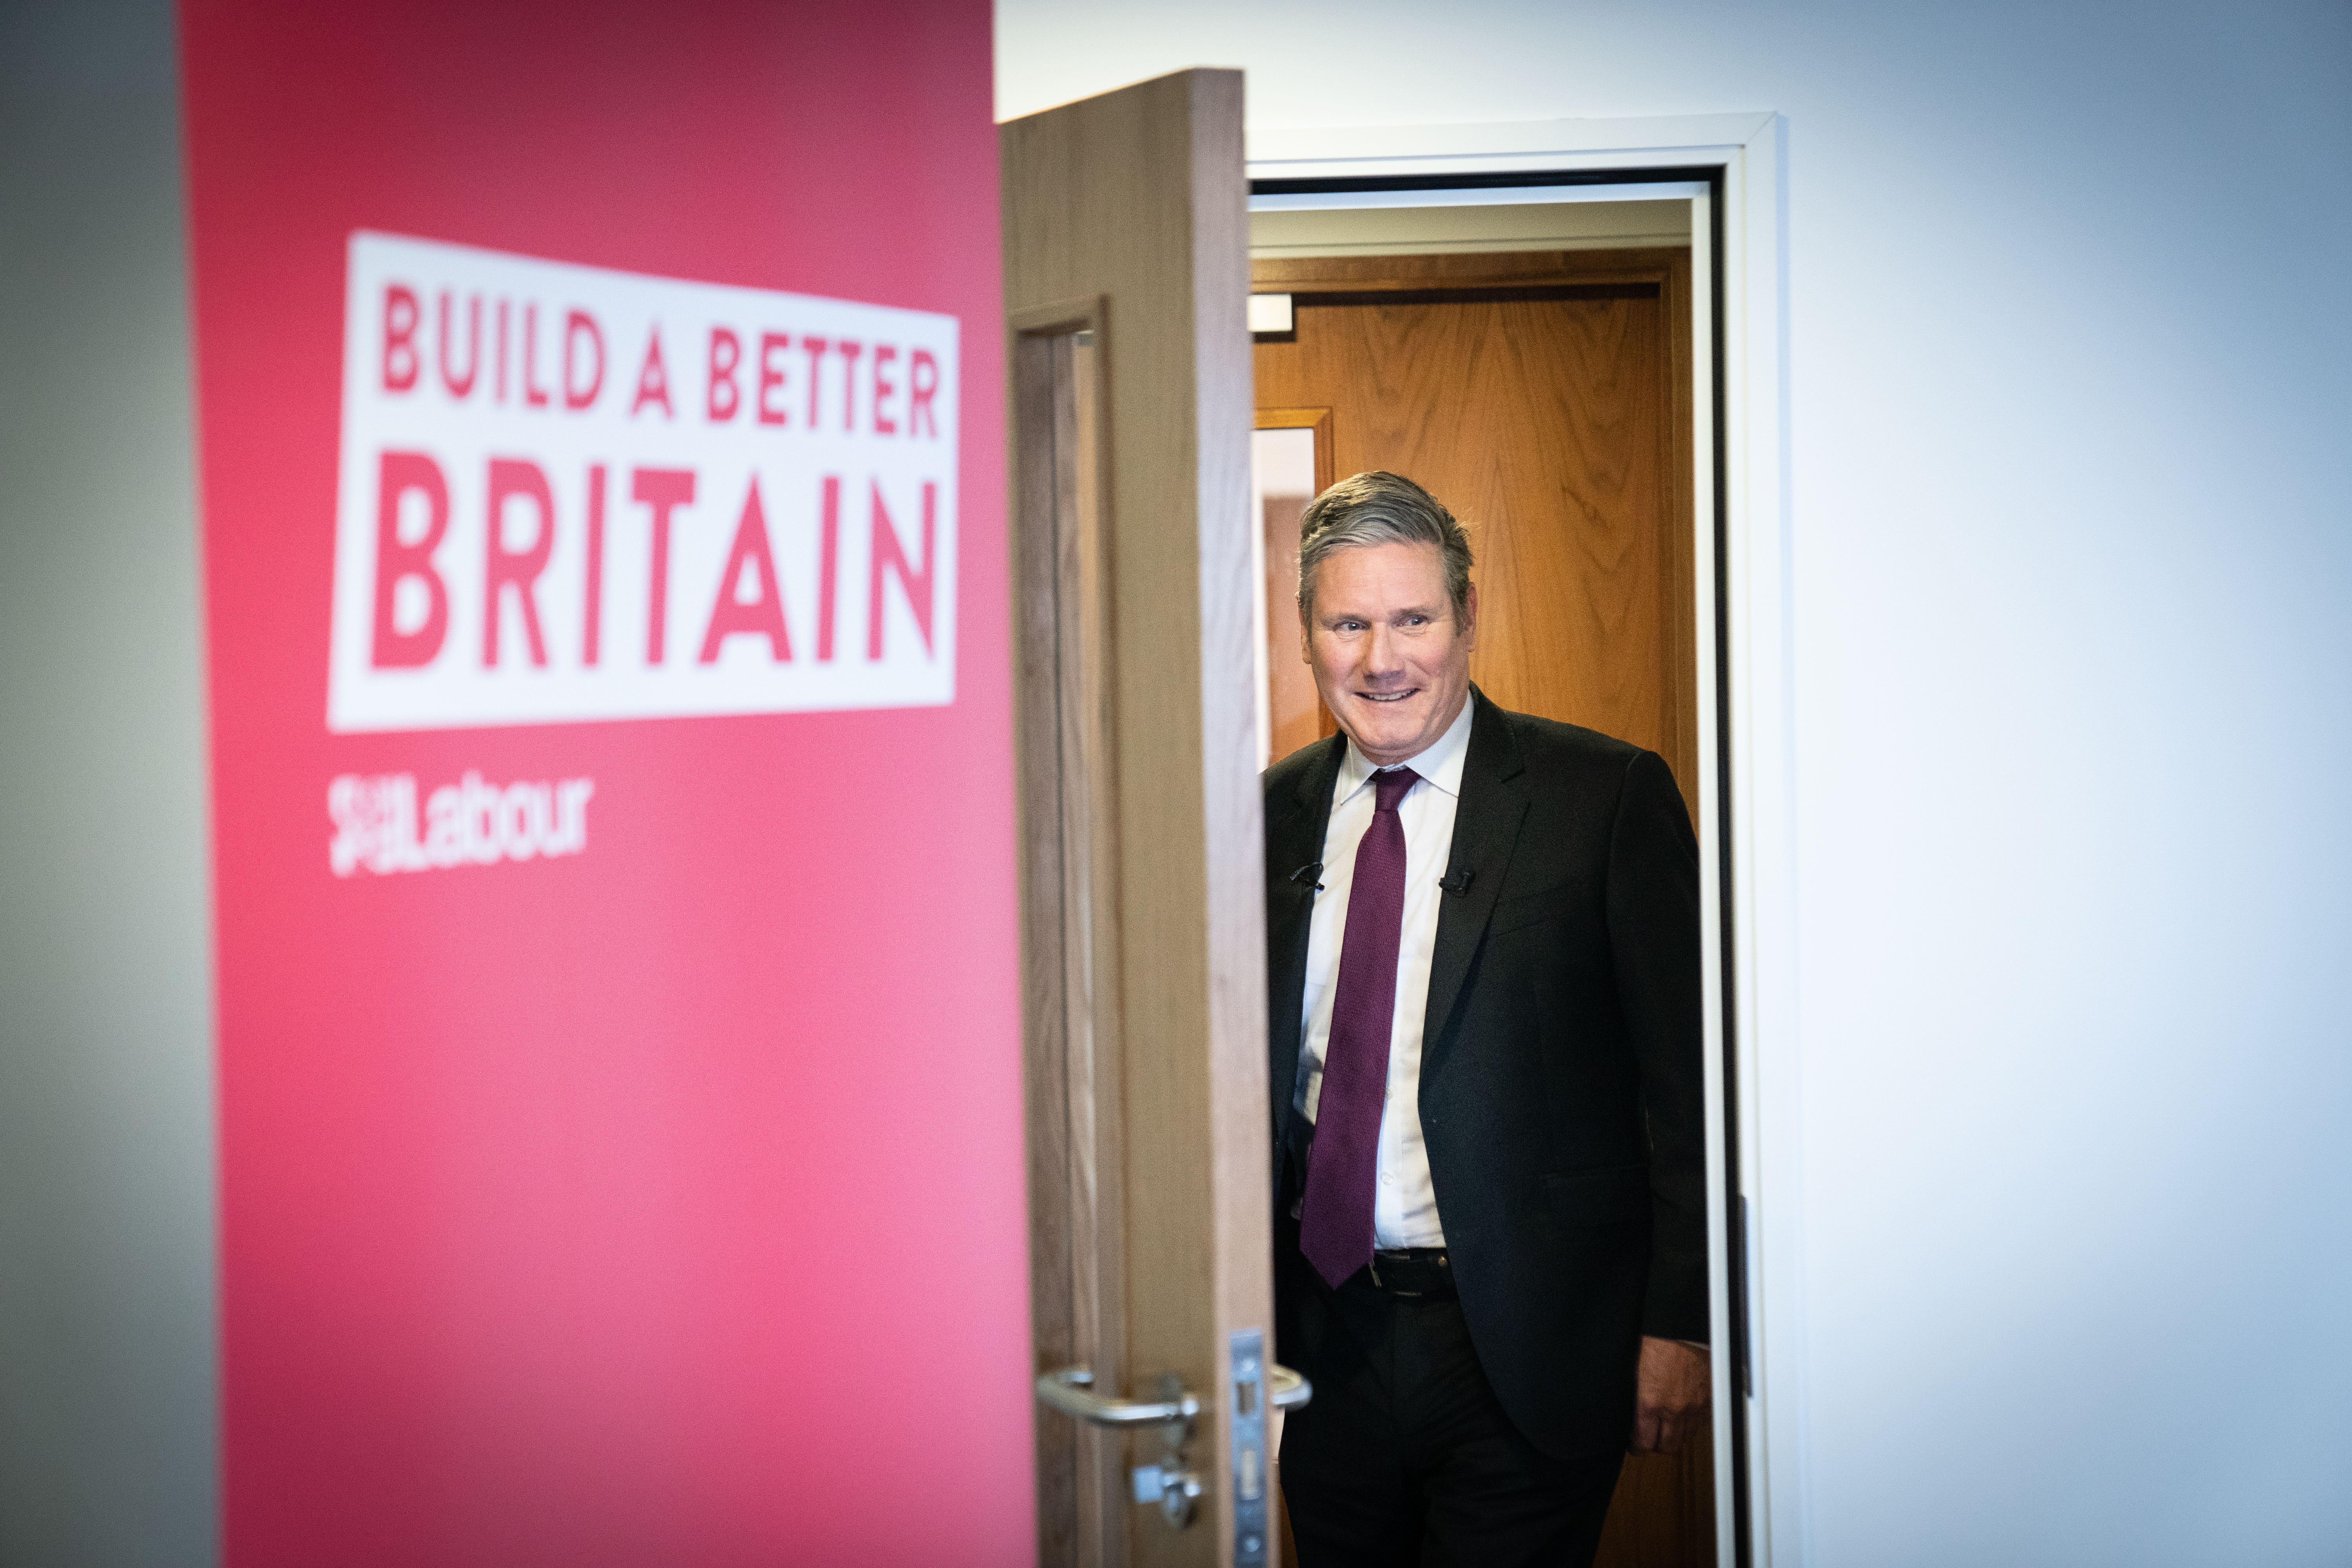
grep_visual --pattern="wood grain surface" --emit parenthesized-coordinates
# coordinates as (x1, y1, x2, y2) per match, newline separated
(1006, 69, 1265, 1568)
(1596, 1426, 1718, 1568)
(1252, 249, 1698, 824)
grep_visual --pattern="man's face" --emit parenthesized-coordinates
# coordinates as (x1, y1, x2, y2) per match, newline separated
(1302, 540, 1477, 768)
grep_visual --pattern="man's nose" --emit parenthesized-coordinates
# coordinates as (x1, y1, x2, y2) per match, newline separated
(1363, 624, 1404, 676)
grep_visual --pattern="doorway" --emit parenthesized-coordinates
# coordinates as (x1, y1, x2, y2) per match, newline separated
(1247, 191, 1717, 1568)
(1003, 79, 1787, 1564)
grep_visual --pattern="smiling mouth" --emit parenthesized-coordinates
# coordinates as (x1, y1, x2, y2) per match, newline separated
(1356, 689, 1419, 704)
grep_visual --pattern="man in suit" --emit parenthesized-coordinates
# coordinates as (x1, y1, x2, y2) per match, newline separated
(1267, 472, 1710, 1566)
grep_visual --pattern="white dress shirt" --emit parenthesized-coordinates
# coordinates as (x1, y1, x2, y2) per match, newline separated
(1293, 696, 1475, 1250)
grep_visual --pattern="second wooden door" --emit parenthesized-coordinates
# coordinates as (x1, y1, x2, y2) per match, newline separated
(1252, 247, 1697, 824)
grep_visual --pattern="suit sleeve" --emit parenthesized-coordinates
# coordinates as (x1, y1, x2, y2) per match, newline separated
(1606, 748, 1710, 1344)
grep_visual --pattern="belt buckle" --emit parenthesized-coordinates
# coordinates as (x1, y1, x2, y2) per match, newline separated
(1369, 1250, 1426, 1297)
(1369, 1249, 1449, 1298)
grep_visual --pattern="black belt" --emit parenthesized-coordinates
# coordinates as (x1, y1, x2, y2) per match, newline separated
(1366, 1247, 1455, 1299)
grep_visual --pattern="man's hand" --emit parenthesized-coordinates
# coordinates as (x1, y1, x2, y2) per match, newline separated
(1630, 1336, 1710, 1454)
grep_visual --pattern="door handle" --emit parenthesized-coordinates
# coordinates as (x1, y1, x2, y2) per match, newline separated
(1267, 1363, 1312, 1410)
(1035, 1367, 1198, 1427)
(1033, 1362, 1313, 1425)
(1036, 1354, 1311, 1549)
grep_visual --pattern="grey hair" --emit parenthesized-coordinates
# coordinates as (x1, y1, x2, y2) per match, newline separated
(1295, 471, 1474, 623)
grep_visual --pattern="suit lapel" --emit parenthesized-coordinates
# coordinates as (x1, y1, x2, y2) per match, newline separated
(1265, 735, 1344, 1145)
(1420, 690, 1528, 1085)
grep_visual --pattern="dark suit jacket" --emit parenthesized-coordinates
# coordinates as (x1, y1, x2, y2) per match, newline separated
(1265, 686, 1706, 1459)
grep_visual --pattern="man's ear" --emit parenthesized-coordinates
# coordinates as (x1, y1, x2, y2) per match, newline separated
(1460, 581, 1479, 651)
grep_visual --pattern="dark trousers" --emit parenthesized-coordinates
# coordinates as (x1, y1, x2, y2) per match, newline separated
(1279, 1272, 1624, 1568)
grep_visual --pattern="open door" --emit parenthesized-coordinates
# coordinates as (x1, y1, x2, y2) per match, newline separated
(1002, 70, 1283, 1568)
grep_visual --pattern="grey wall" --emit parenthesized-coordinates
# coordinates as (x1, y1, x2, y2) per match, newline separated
(0, 2, 220, 1563)
(999, 5, 2352, 1565)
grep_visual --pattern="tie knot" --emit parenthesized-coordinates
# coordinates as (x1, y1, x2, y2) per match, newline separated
(1372, 766, 1419, 812)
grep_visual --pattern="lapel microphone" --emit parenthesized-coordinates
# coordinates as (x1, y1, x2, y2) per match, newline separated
(1290, 862, 1325, 891)
(1440, 867, 1475, 895)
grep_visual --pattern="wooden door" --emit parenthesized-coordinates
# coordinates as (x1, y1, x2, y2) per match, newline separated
(1252, 247, 1711, 1566)
(1251, 248, 1699, 826)
(1003, 71, 1278, 1568)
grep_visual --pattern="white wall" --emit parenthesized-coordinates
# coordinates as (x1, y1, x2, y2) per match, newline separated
(0, 3, 220, 1564)
(999, 5, 2352, 1564)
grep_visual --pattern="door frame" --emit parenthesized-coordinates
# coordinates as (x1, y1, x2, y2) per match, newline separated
(1244, 113, 1797, 1568)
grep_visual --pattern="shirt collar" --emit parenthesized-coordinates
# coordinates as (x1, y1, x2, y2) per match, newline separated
(1335, 691, 1475, 804)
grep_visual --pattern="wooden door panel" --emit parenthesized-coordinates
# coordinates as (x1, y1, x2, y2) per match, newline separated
(1005, 69, 1269, 1568)
(1253, 250, 1698, 825)
(1595, 1426, 1717, 1568)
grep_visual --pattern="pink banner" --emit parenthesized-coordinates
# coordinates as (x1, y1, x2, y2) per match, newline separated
(178, 3, 1027, 1560)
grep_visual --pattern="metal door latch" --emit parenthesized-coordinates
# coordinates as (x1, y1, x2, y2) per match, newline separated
(1036, 1367, 1203, 1527)
(1129, 1456, 1206, 1529)
(1034, 1346, 1312, 1547)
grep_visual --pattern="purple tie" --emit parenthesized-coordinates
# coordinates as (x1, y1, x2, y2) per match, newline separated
(1299, 765, 1419, 1289)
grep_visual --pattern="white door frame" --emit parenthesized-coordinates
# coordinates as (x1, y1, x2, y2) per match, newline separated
(1245, 113, 1798, 1568)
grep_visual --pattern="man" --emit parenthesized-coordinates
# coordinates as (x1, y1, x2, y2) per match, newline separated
(1266, 472, 1709, 1566)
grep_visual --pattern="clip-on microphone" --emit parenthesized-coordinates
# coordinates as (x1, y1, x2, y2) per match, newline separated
(1290, 862, 1325, 892)
(1439, 866, 1476, 895)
